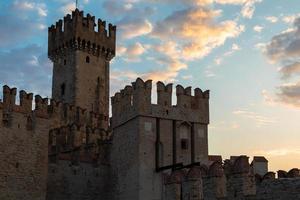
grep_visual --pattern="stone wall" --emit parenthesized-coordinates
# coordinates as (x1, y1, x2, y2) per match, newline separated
(0, 86, 50, 200)
(46, 161, 111, 200)
(256, 177, 300, 200)
(111, 78, 210, 200)
(110, 117, 140, 200)
(49, 9, 115, 130)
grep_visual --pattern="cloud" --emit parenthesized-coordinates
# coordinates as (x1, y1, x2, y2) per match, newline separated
(214, 43, 241, 65)
(12, 1, 48, 17)
(60, 2, 76, 14)
(148, 7, 244, 81)
(233, 109, 276, 126)
(279, 62, 300, 80)
(277, 82, 300, 107)
(241, 0, 262, 19)
(253, 25, 263, 32)
(117, 42, 147, 62)
(118, 18, 153, 39)
(262, 83, 300, 108)
(263, 17, 300, 107)
(265, 16, 278, 23)
(103, 0, 134, 16)
(282, 14, 300, 24)
(265, 18, 300, 70)
(0, 45, 52, 97)
(255, 148, 300, 157)
(0, 1, 48, 47)
(152, 8, 244, 60)
(261, 90, 277, 106)
(0, 16, 40, 47)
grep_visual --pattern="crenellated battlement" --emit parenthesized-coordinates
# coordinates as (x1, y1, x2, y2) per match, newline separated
(48, 9, 116, 61)
(162, 155, 300, 200)
(111, 78, 210, 128)
(0, 85, 107, 130)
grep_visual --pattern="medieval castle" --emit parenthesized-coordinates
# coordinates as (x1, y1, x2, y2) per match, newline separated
(0, 9, 299, 200)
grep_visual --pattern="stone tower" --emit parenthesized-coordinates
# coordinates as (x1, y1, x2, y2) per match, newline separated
(48, 9, 116, 130)
(111, 78, 210, 200)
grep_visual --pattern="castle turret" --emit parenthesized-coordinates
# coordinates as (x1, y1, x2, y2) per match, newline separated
(48, 9, 116, 131)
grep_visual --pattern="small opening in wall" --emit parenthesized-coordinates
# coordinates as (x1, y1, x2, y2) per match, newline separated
(61, 83, 66, 96)
(16, 162, 19, 168)
(181, 139, 188, 150)
(86, 56, 90, 63)
(64, 59, 66, 65)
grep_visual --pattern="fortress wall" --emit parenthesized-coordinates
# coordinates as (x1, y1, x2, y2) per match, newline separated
(256, 178, 300, 199)
(46, 161, 111, 200)
(110, 117, 140, 200)
(111, 78, 210, 129)
(0, 86, 50, 200)
(111, 78, 210, 200)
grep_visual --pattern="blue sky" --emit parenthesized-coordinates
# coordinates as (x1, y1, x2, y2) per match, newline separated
(0, 0, 300, 171)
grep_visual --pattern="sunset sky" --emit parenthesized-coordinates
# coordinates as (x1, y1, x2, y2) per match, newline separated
(0, 0, 300, 171)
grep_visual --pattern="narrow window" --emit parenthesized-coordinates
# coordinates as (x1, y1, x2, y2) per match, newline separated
(181, 139, 189, 150)
(86, 56, 90, 63)
(61, 83, 65, 96)
(64, 59, 66, 65)
(180, 125, 189, 150)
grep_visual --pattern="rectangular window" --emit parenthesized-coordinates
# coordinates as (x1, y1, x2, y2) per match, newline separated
(181, 139, 189, 150)
(144, 122, 152, 132)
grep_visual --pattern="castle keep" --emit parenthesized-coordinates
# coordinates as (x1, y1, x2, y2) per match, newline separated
(0, 9, 299, 200)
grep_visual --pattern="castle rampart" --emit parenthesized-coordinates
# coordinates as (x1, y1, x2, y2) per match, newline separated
(0, 86, 51, 200)
(48, 9, 116, 61)
(110, 78, 210, 200)
(162, 156, 300, 200)
(111, 78, 210, 129)
(2, 7, 300, 200)
(0, 85, 112, 200)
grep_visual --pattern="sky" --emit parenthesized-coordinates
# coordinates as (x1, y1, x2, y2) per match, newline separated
(0, 0, 300, 172)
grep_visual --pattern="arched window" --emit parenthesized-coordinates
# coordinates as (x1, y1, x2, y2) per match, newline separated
(86, 56, 90, 63)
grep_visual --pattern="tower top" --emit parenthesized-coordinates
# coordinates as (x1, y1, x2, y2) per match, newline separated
(48, 9, 116, 61)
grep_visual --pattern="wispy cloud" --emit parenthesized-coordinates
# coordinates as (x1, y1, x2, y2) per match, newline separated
(253, 25, 264, 32)
(12, 1, 47, 17)
(255, 148, 300, 157)
(240, 0, 262, 19)
(117, 42, 148, 62)
(233, 109, 276, 126)
(118, 18, 153, 39)
(263, 17, 300, 107)
(0, 45, 52, 97)
(265, 16, 278, 23)
(149, 7, 244, 81)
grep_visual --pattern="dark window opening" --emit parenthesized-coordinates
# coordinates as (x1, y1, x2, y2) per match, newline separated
(181, 139, 189, 150)
(64, 59, 66, 65)
(86, 56, 90, 63)
(61, 83, 66, 96)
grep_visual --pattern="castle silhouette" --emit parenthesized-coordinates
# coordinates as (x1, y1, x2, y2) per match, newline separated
(0, 9, 299, 200)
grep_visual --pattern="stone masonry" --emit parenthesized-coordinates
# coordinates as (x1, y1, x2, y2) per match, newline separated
(0, 8, 300, 200)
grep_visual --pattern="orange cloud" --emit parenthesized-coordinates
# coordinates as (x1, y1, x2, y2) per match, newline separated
(149, 7, 244, 81)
